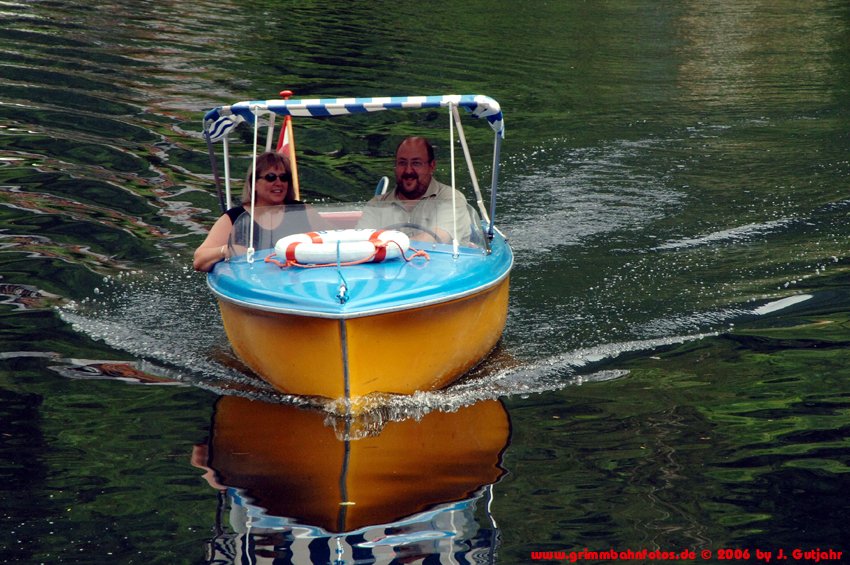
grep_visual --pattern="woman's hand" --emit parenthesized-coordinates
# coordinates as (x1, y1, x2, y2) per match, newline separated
(193, 214, 234, 272)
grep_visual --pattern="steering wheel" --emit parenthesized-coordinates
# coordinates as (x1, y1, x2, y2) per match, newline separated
(382, 222, 443, 242)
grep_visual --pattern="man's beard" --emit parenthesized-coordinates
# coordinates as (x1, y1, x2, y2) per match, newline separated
(397, 172, 423, 195)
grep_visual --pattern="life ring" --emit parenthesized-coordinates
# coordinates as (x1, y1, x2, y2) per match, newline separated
(274, 229, 411, 265)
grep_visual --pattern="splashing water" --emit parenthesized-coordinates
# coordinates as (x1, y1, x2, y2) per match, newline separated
(58, 267, 290, 398)
(56, 265, 735, 424)
(55, 239, 822, 430)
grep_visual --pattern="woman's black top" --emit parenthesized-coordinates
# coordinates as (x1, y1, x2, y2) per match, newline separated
(226, 202, 315, 249)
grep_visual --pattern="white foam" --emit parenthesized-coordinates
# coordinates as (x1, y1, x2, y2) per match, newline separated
(753, 294, 812, 315)
(654, 219, 793, 251)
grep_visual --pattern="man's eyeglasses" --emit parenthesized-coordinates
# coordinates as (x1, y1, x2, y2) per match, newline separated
(395, 159, 429, 170)
(261, 172, 291, 183)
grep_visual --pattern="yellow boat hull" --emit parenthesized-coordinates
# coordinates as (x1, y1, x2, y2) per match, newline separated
(217, 276, 509, 400)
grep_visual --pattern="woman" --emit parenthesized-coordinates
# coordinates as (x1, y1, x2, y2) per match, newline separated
(193, 151, 315, 272)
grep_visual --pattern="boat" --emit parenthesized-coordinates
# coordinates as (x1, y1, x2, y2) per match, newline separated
(202, 94, 512, 404)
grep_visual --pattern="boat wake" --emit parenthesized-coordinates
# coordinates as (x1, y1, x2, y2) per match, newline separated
(56, 265, 815, 426)
(652, 218, 795, 251)
(504, 138, 683, 258)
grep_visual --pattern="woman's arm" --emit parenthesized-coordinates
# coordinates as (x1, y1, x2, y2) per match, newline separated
(193, 215, 234, 272)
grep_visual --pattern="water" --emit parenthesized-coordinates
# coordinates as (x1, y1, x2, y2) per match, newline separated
(2, 0, 850, 562)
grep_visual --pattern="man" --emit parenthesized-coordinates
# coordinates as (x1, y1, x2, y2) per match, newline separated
(358, 136, 472, 245)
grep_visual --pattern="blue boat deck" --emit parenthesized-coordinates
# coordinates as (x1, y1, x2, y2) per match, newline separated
(208, 232, 513, 319)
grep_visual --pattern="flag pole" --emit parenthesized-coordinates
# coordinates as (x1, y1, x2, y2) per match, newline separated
(275, 89, 301, 200)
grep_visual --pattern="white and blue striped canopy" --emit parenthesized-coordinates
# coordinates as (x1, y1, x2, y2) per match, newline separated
(204, 94, 504, 141)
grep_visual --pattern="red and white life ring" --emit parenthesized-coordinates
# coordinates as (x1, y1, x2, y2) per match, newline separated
(274, 229, 411, 265)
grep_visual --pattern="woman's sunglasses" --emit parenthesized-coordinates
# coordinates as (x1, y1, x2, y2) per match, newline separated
(261, 172, 291, 183)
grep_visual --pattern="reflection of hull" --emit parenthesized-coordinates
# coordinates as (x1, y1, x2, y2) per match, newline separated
(209, 233, 513, 401)
(207, 396, 510, 533)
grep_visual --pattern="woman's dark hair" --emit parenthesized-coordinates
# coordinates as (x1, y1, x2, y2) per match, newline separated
(241, 151, 296, 204)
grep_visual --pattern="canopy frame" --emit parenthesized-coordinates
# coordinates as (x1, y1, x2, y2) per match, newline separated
(202, 94, 505, 244)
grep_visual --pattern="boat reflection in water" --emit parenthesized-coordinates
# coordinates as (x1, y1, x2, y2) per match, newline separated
(195, 395, 511, 564)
